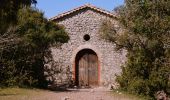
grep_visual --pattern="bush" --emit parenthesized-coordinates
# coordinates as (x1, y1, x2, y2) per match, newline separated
(0, 8, 69, 88)
(100, 0, 170, 99)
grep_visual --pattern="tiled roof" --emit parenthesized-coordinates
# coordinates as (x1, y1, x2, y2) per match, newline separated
(49, 4, 116, 21)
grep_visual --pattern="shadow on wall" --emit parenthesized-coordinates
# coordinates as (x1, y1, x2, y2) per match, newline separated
(44, 50, 74, 90)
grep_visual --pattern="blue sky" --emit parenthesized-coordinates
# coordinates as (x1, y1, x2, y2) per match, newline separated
(36, 0, 124, 19)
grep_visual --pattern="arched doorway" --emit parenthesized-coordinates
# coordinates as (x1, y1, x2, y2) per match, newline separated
(75, 49, 99, 87)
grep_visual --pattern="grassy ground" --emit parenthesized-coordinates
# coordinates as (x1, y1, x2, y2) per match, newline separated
(111, 90, 146, 100)
(0, 88, 52, 100)
(0, 88, 145, 100)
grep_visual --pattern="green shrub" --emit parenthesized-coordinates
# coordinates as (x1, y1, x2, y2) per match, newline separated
(0, 8, 69, 88)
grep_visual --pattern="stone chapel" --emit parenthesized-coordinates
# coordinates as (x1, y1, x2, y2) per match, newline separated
(44, 4, 127, 88)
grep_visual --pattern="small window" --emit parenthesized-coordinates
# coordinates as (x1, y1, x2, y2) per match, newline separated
(83, 34, 90, 41)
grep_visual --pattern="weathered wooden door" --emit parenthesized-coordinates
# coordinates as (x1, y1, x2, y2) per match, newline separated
(76, 49, 98, 87)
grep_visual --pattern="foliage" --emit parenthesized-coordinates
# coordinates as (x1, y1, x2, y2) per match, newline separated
(0, 0, 37, 33)
(0, 8, 69, 87)
(101, 0, 170, 99)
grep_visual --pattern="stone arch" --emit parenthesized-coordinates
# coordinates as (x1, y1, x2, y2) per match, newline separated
(71, 44, 102, 86)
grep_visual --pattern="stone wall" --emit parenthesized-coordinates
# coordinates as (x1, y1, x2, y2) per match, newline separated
(44, 8, 127, 88)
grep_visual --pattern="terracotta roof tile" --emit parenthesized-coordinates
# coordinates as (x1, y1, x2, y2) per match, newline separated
(49, 4, 116, 21)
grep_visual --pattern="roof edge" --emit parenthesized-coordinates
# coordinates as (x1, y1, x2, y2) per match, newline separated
(49, 4, 116, 21)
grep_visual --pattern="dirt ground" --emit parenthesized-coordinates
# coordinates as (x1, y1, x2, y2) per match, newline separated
(0, 87, 143, 100)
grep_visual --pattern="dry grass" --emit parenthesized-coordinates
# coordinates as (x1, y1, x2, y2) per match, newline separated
(0, 88, 144, 100)
(0, 88, 47, 100)
(111, 91, 145, 100)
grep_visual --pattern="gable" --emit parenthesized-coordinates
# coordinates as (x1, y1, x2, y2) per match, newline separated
(49, 4, 116, 22)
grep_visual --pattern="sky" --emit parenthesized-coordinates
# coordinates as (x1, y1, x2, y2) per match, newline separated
(36, 0, 124, 19)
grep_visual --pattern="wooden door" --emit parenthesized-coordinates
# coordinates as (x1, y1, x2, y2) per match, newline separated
(76, 49, 98, 87)
(88, 54, 98, 86)
(79, 53, 88, 86)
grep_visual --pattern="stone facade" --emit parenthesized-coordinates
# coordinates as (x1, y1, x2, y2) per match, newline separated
(44, 4, 127, 88)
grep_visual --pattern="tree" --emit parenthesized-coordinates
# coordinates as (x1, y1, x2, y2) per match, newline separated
(0, 0, 37, 34)
(100, 0, 170, 99)
(0, 7, 69, 87)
